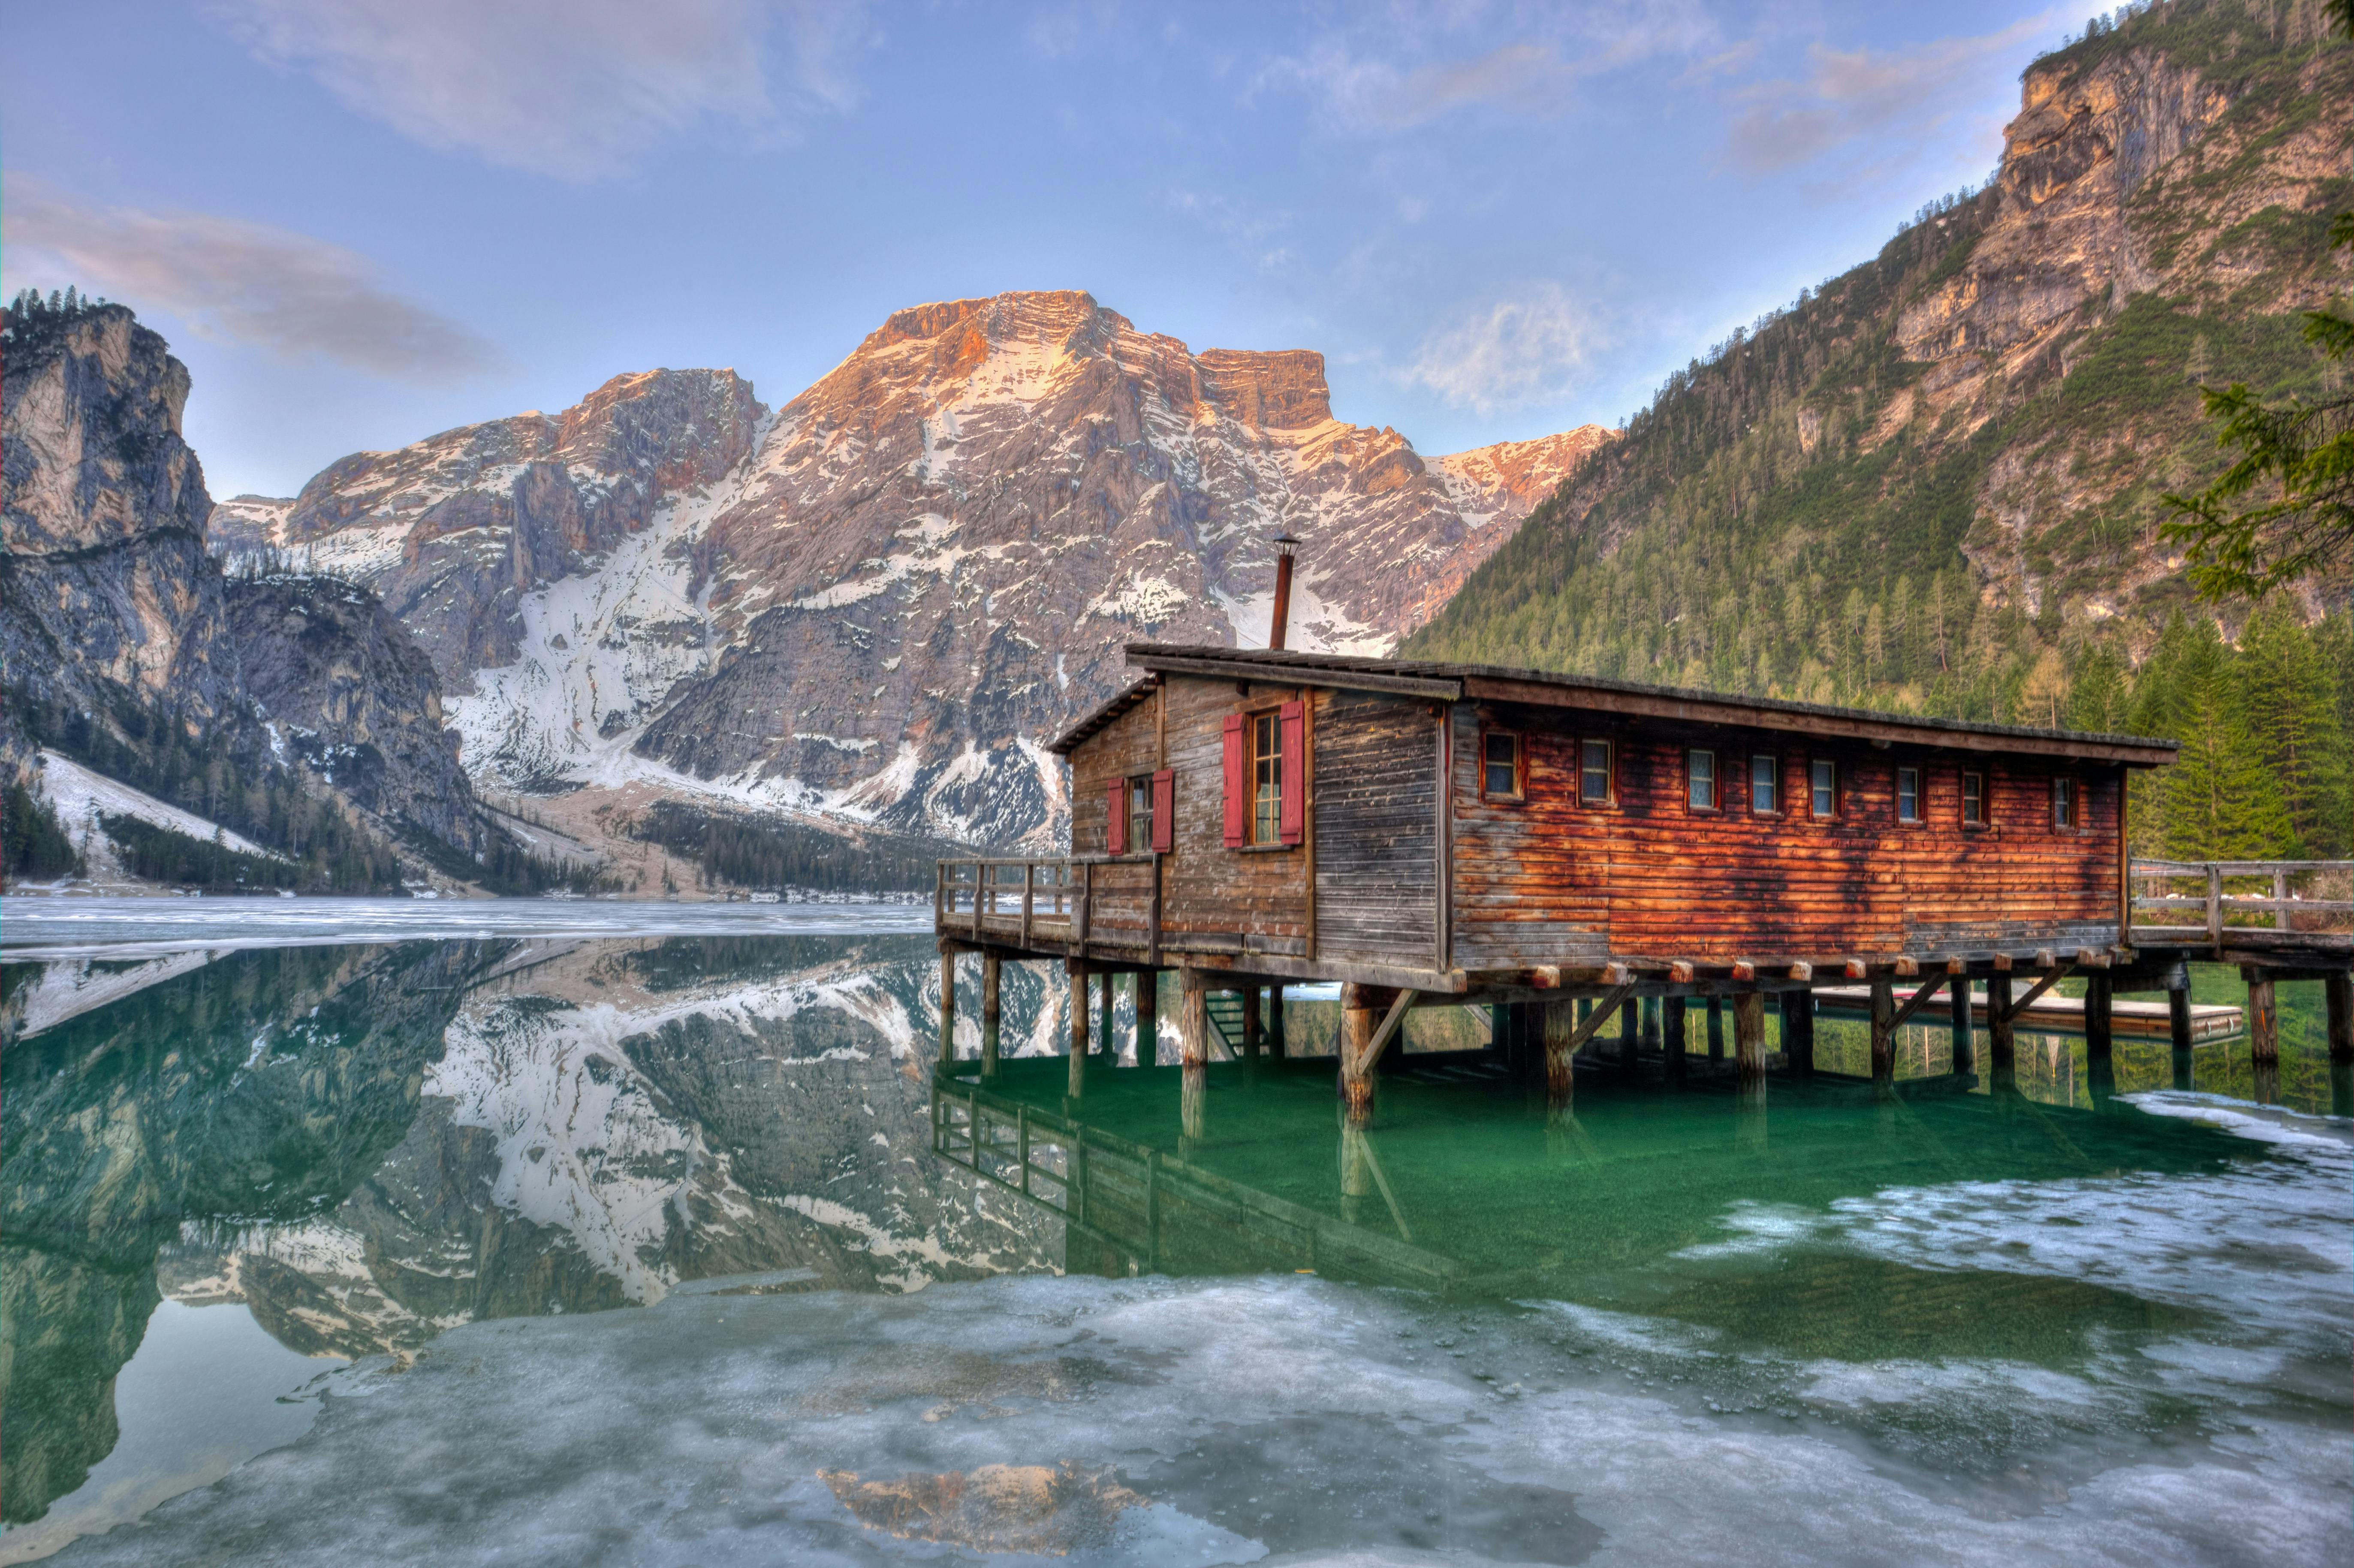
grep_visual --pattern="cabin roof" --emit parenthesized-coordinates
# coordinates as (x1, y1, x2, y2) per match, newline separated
(1044, 643, 2180, 766)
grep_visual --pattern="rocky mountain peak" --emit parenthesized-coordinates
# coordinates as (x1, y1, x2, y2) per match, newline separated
(244, 292, 1619, 848)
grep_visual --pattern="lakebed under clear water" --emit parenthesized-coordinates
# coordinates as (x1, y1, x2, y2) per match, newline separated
(1, 900, 2346, 1565)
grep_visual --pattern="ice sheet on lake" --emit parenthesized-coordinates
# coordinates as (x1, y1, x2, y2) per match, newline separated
(0, 895, 932, 959)
(54, 1264, 2348, 1568)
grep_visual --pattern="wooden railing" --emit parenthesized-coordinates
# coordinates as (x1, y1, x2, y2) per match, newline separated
(2129, 859, 2354, 944)
(935, 855, 1159, 951)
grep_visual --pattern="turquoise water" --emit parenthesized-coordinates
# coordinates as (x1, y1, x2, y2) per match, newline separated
(2, 923, 2346, 1564)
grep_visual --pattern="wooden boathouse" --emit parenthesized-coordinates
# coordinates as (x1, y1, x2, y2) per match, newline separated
(936, 642, 2354, 1119)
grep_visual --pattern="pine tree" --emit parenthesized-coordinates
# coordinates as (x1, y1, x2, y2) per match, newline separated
(2236, 600, 2352, 855)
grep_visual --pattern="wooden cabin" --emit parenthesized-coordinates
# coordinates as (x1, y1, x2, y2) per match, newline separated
(937, 643, 2352, 1108)
(1040, 644, 2173, 986)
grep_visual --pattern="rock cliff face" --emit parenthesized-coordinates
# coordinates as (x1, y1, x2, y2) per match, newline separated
(0, 305, 235, 738)
(224, 575, 478, 850)
(1413, 1, 2353, 692)
(259, 293, 1611, 845)
(0, 300, 485, 871)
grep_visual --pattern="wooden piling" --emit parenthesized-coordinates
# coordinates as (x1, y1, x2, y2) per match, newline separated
(1340, 982, 1380, 1123)
(1641, 996, 1661, 1055)
(2248, 972, 2278, 1066)
(1242, 986, 1263, 1059)
(2324, 971, 2352, 1065)
(1179, 968, 1209, 1139)
(1733, 992, 1765, 1082)
(1136, 969, 1158, 1066)
(1987, 971, 2014, 1073)
(938, 950, 958, 1070)
(2084, 971, 2113, 1062)
(1869, 975, 1895, 1086)
(1543, 997, 1577, 1106)
(1067, 962, 1088, 1098)
(1785, 988, 1814, 1076)
(1706, 996, 1724, 1060)
(1269, 983, 1287, 1058)
(1098, 972, 1115, 1058)
(1619, 994, 1639, 1074)
(980, 953, 1002, 1081)
(1948, 976, 1972, 1074)
(1663, 996, 1688, 1078)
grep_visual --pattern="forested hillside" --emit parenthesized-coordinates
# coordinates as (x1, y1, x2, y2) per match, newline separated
(1408, 0, 2354, 859)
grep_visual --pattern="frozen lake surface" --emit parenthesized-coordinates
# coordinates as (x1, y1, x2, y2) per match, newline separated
(0, 894, 932, 959)
(2, 930, 2345, 1565)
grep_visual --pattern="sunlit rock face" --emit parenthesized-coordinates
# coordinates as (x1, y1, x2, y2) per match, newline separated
(255, 293, 1612, 845)
(0, 306, 234, 745)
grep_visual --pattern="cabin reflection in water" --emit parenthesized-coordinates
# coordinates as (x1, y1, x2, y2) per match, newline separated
(931, 1052, 2252, 1353)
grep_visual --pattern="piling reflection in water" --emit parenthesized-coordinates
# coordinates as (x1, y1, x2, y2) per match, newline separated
(931, 1049, 2271, 1348)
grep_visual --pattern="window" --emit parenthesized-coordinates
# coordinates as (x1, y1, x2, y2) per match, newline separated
(2052, 776, 2077, 830)
(1578, 739, 1614, 807)
(1897, 766, 1921, 824)
(1750, 754, 1779, 814)
(1809, 758, 1837, 819)
(1482, 730, 1522, 801)
(1129, 775, 1155, 851)
(1687, 749, 1717, 811)
(1961, 771, 1986, 826)
(1251, 712, 1282, 844)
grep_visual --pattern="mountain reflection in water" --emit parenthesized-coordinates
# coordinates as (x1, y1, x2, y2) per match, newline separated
(2, 933, 2347, 1566)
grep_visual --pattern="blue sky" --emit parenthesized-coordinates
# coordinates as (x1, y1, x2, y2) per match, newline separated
(3, 1, 2081, 500)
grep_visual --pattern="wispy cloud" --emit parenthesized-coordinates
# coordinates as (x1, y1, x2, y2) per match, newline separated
(1267, 0, 1719, 133)
(2, 179, 508, 383)
(210, 0, 864, 181)
(1410, 282, 1609, 413)
(1726, 15, 2054, 176)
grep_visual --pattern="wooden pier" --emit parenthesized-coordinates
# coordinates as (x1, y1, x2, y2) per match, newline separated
(935, 644, 2354, 1116)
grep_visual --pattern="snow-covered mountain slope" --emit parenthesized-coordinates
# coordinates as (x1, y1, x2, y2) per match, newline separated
(242, 292, 1615, 846)
(21, 750, 286, 889)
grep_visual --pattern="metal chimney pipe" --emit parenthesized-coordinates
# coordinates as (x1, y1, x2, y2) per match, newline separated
(1269, 534, 1299, 651)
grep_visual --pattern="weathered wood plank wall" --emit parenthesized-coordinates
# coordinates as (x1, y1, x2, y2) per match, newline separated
(1061, 674, 2123, 971)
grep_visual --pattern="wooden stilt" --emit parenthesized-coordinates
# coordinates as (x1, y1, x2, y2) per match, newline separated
(980, 953, 1002, 1081)
(1640, 996, 1661, 1054)
(1869, 975, 1895, 1086)
(1339, 982, 1381, 1123)
(1543, 997, 1577, 1106)
(1136, 970, 1158, 1066)
(2084, 971, 2113, 1061)
(1706, 996, 1725, 1060)
(1987, 971, 2015, 1074)
(2248, 972, 2278, 1065)
(1242, 985, 1263, 1059)
(2166, 963, 2194, 1089)
(1663, 996, 1688, 1078)
(1619, 994, 1639, 1075)
(1733, 992, 1765, 1082)
(938, 950, 958, 1070)
(1948, 976, 1972, 1074)
(1179, 968, 1209, 1139)
(1786, 987, 1814, 1076)
(1067, 962, 1088, 1098)
(1269, 983, 1287, 1058)
(2324, 971, 2352, 1065)
(1097, 972, 1115, 1058)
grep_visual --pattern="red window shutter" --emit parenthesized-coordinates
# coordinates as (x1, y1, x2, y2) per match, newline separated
(1222, 715, 1247, 847)
(1151, 768, 1175, 853)
(1279, 700, 1305, 844)
(1106, 778, 1126, 856)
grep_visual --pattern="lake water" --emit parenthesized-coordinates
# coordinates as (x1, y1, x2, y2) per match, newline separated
(2, 901, 2347, 1565)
